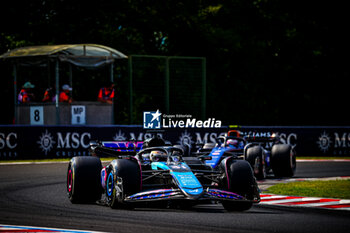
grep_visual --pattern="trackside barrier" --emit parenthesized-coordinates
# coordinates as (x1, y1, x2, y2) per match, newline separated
(0, 125, 349, 159)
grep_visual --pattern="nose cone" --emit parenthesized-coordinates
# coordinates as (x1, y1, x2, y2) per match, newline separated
(171, 171, 204, 198)
(182, 187, 204, 198)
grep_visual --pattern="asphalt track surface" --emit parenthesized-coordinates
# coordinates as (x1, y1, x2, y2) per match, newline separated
(1, 161, 350, 233)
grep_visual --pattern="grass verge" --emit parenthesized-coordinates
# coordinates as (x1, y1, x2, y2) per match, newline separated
(266, 179, 350, 199)
(297, 156, 350, 160)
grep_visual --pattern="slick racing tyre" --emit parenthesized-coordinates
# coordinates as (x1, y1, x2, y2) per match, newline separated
(271, 144, 296, 177)
(221, 160, 257, 211)
(106, 159, 141, 209)
(67, 156, 102, 203)
(246, 146, 266, 180)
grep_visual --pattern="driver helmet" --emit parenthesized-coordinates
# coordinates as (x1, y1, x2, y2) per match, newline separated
(226, 139, 239, 148)
(171, 150, 182, 162)
(150, 150, 167, 162)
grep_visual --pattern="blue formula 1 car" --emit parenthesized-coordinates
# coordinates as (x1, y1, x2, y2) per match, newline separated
(196, 130, 296, 180)
(67, 137, 260, 211)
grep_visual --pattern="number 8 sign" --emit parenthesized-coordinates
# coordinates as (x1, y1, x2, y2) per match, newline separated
(30, 106, 44, 125)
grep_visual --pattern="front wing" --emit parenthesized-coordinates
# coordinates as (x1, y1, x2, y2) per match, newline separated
(124, 188, 260, 203)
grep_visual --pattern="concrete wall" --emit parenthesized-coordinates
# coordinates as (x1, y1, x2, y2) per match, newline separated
(16, 101, 113, 125)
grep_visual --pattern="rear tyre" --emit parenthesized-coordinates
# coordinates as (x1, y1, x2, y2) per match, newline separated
(246, 146, 266, 180)
(271, 144, 296, 177)
(67, 156, 102, 203)
(221, 160, 257, 211)
(106, 159, 141, 209)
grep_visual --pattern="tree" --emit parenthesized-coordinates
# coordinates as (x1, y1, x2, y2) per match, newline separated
(1, 0, 349, 125)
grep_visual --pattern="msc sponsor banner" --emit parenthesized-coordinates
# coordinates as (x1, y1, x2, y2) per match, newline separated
(239, 126, 350, 156)
(1, 125, 350, 159)
(0, 126, 227, 159)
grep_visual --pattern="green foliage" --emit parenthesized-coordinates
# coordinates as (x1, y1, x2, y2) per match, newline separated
(0, 34, 29, 50)
(0, 0, 348, 124)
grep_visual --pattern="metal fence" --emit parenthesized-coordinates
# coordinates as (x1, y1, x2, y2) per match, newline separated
(128, 55, 206, 124)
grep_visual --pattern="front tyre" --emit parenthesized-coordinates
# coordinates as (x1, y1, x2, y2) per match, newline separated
(67, 156, 102, 203)
(106, 159, 141, 209)
(221, 160, 258, 211)
(246, 146, 266, 180)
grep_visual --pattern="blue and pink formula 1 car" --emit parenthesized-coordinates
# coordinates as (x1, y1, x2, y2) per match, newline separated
(67, 136, 260, 211)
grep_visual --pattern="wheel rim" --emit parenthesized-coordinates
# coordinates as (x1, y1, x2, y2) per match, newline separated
(254, 156, 266, 179)
(254, 157, 260, 175)
(106, 172, 114, 197)
(261, 158, 266, 178)
(290, 150, 296, 171)
(67, 168, 72, 193)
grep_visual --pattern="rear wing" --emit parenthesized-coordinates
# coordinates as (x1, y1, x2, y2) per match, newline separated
(244, 134, 280, 143)
(102, 141, 143, 152)
(227, 130, 280, 143)
(89, 141, 144, 157)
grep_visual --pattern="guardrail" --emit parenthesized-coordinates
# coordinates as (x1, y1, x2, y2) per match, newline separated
(1, 125, 349, 159)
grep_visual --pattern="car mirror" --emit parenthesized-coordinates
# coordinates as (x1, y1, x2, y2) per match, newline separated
(89, 141, 99, 147)
(199, 155, 212, 161)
